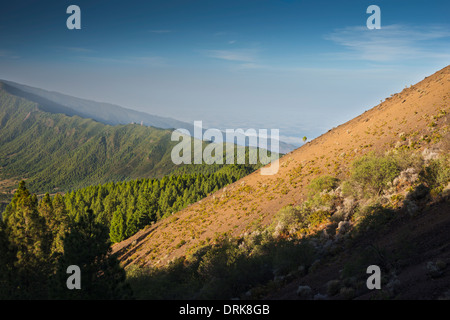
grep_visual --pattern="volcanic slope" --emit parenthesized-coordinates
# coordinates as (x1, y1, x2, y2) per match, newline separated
(113, 65, 450, 269)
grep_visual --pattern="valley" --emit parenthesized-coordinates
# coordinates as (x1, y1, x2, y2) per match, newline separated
(0, 65, 449, 300)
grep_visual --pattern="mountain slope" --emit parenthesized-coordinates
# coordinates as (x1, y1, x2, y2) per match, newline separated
(113, 65, 450, 269)
(0, 82, 267, 211)
(0, 83, 187, 194)
(265, 199, 450, 300)
(0, 80, 194, 131)
(0, 80, 298, 153)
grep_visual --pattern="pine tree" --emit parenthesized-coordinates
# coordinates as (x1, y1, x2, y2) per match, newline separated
(0, 220, 17, 299)
(125, 206, 139, 239)
(38, 193, 55, 257)
(2, 181, 52, 298)
(51, 193, 70, 255)
(52, 209, 132, 299)
(109, 208, 126, 243)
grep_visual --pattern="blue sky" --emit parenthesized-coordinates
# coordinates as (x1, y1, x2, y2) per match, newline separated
(1, 0, 449, 145)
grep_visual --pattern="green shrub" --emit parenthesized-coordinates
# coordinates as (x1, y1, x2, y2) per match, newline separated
(271, 205, 309, 236)
(341, 245, 389, 281)
(420, 156, 450, 190)
(390, 150, 424, 173)
(126, 258, 202, 299)
(272, 206, 301, 228)
(350, 152, 401, 196)
(126, 231, 318, 300)
(307, 210, 331, 228)
(354, 203, 395, 233)
(307, 175, 340, 198)
(341, 180, 358, 198)
(272, 240, 315, 276)
(176, 239, 186, 248)
(305, 175, 340, 210)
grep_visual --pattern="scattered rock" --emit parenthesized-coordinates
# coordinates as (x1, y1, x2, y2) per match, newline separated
(323, 239, 334, 252)
(321, 228, 331, 239)
(285, 272, 295, 282)
(386, 276, 401, 295)
(393, 168, 419, 188)
(313, 293, 328, 300)
(296, 286, 313, 300)
(403, 199, 419, 216)
(422, 148, 440, 162)
(426, 260, 446, 278)
(410, 183, 430, 200)
(332, 208, 346, 223)
(337, 221, 351, 235)
(343, 197, 357, 216)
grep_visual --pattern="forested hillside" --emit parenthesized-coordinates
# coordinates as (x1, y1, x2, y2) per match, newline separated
(0, 84, 265, 203)
(0, 84, 177, 193)
(0, 80, 194, 131)
(0, 162, 256, 299)
(0, 181, 131, 299)
(62, 165, 255, 242)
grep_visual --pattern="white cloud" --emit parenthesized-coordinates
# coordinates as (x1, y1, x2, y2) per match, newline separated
(324, 24, 450, 62)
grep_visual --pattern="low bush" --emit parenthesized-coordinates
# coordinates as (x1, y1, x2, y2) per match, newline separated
(390, 150, 424, 173)
(353, 203, 395, 233)
(420, 156, 450, 190)
(307, 175, 340, 198)
(350, 152, 401, 197)
(307, 210, 331, 228)
(305, 175, 340, 211)
(126, 151, 449, 300)
(271, 206, 302, 235)
(126, 232, 317, 300)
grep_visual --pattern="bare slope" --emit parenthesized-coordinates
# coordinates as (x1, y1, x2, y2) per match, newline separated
(113, 65, 450, 268)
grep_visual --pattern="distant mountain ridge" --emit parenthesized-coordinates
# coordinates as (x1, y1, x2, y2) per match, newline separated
(0, 83, 178, 194)
(0, 82, 266, 197)
(0, 80, 297, 153)
(0, 79, 195, 132)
